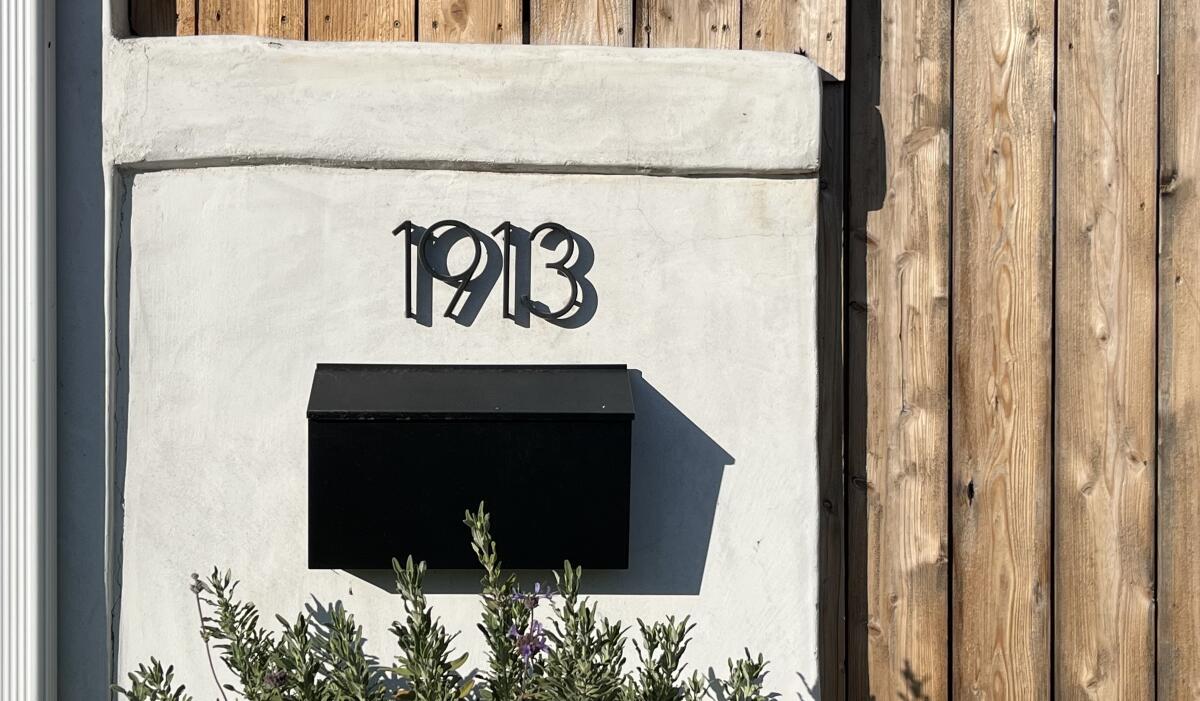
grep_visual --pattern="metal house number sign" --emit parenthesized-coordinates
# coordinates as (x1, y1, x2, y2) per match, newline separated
(393, 220, 592, 325)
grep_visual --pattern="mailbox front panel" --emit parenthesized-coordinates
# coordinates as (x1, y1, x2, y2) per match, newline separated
(308, 418, 631, 569)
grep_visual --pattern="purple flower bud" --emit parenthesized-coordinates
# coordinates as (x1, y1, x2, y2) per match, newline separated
(509, 619, 549, 662)
(263, 669, 286, 690)
(510, 582, 555, 611)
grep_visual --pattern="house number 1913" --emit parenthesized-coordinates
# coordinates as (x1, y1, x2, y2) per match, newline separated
(392, 220, 592, 325)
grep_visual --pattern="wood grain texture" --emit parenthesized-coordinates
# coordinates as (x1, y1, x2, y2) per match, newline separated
(199, 0, 304, 37)
(1159, 0, 1200, 696)
(531, 0, 633, 46)
(131, 0, 197, 35)
(178, 0, 198, 34)
(309, 0, 415, 40)
(418, 0, 522, 43)
(634, 0, 739, 48)
(817, 82, 846, 701)
(844, 8, 872, 689)
(742, 0, 845, 79)
(1056, 0, 1157, 697)
(846, 0, 952, 697)
(950, 0, 1053, 697)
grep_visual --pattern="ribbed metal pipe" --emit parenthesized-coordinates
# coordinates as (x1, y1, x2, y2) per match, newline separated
(1, 0, 54, 695)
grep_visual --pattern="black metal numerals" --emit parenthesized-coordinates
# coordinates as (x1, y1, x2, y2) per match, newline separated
(523, 223, 583, 321)
(394, 219, 591, 326)
(393, 220, 485, 321)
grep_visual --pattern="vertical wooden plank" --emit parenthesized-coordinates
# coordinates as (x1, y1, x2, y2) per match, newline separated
(418, 0, 522, 43)
(742, 0, 845, 80)
(199, 0, 305, 38)
(846, 0, 951, 697)
(951, 0, 1053, 696)
(634, 0, 739, 49)
(530, 0, 633, 46)
(1159, 0, 1200, 696)
(309, 0, 415, 40)
(1056, 0, 1157, 696)
(131, 0, 197, 36)
(178, 0, 198, 34)
(817, 82, 846, 701)
(843, 16, 871, 693)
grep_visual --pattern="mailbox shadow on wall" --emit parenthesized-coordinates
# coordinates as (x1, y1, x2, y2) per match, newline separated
(343, 370, 733, 596)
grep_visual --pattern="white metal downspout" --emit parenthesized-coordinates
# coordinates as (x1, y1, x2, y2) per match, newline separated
(1, 0, 56, 695)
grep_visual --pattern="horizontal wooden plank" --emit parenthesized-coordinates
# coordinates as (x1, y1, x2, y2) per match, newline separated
(530, 0, 633, 46)
(418, 0, 522, 43)
(309, 0, 415, 41)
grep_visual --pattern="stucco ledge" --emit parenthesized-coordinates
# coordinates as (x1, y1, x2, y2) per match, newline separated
(102, 36, 821, 176)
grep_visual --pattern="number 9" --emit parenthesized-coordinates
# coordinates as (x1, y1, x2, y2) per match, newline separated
(393, 220, 484, 320)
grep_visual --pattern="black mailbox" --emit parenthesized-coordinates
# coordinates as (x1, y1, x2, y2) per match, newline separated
(307, 364, 634, 570)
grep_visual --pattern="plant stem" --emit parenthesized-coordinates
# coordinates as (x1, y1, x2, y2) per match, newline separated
(194, 591, 230, 701)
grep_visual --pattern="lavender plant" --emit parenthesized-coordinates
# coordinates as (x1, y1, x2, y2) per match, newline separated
(626, 617, 695, 701)
(192, 569, 279, 699)
(115, 658, 192, 701)
(535, 563, 628, 701)
(712, 652, 772, 701)
(320, 601, 387, 699)
(465, 506, 532, 700)
(391, 556, 473, 701)
(116, 505, 778, 701)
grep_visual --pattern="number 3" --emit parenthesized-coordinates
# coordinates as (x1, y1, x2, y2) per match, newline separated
(523, 222, 584, 321)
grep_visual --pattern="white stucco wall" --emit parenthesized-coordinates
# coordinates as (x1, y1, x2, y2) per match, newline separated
(116, 165, 820, 695)
(92, 31, 824, 699)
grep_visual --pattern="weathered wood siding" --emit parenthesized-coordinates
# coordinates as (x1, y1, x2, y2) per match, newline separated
(1057, 1, 1158, 697)
(742, 0, 844, 78)
(951, 0, 1053, 696)
(848, 0, 951, 698)
(198, 0, 305, 37)
(530, 0, 633, 46)
(418, 0, 523, 44)
(1159, 0, 1200, 697)
(634, 0, 740, 49)
(308, 0, 415, 41)
(124, 0, 1200, 696)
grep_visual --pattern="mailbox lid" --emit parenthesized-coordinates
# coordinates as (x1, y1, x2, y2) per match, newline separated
(307, 364, 635, 421)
